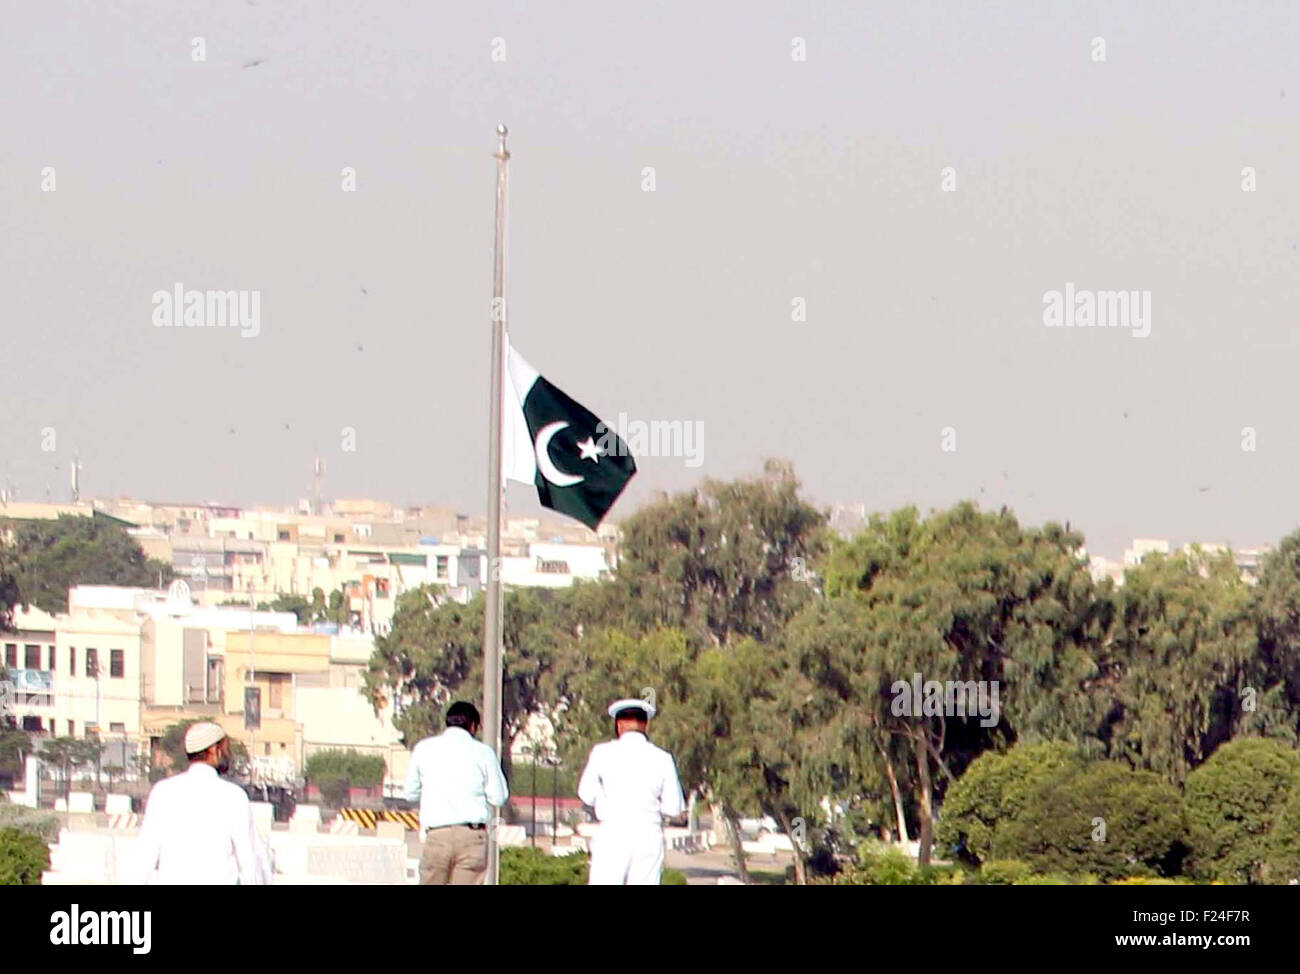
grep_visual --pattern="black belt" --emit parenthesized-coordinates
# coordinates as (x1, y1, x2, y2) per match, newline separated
(426, 822, 486, 832)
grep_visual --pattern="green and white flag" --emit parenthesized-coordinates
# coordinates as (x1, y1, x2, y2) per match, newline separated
(502, 341, 636, 529)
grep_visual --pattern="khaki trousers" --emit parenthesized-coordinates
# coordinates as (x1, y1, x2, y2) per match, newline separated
(419, 825, 488, 885)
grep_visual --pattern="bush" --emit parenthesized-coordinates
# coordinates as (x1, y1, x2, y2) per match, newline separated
(1184, 737, 1300, 883)
(825, 841, 962, 885)
(498, 847, 687, 885)
(0, 828, 49, 885)
(510, 761, 579, 798)
(315, 775, 350, 809)
(936, 741, 1085, 865)
(1264, 785, 1300, 884)
(978, 859, 1035, 885)
(997, 761, 1186, 881)
(501, 847, 589, 885)
(0, 804, 61, 842)
(304, 749, 386, 789)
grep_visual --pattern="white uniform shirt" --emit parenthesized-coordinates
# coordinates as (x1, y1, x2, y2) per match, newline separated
(578, 731, 685, 829)
(404, 726, 509, 830)
(132, 763, 271, 885)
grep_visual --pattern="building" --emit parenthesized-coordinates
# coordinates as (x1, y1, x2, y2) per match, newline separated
(1123, 538, 1171, 567)
(5, 582, 407, 788)
(1093, 539, 1273, 587)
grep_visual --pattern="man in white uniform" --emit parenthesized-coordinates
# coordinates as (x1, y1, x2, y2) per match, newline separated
(578, 698, 686, 885)
(132, 722, 270, 885)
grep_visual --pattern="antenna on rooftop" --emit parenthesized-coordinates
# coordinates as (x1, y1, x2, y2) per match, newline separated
(312, 456, 324, 515)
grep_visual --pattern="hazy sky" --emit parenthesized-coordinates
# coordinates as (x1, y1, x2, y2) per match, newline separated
(3, 1, 1299, 557)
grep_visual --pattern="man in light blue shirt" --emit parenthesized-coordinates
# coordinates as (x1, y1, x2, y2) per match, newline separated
(405, 701, 509, 885)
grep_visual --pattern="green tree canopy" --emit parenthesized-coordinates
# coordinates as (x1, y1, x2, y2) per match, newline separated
(997, 760, 1185, 880)
(610, 459, 829, 646)
(364, 585, 571, 756)
(258, 593, 316, 624)
(303, 748, 385, 787)
(936, 740, 1087, 864)
(1183, 736, 1300, 883)
(812, 502, 1106, 864)
(4, 514, 172, 614)
(1101, 548, 1261, 785)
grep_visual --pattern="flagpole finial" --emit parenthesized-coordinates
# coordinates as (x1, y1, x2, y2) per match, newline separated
(496, 124, 509, 159)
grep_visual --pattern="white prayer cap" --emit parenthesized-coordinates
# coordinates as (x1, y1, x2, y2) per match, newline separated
(607, 698, 656, 720)
(184, 721, 227, 755)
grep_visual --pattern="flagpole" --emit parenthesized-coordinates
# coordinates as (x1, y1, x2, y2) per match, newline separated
(483, 123, 509, 885)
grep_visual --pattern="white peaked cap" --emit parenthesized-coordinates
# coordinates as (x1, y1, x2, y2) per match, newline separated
(607, 698, 656, 719)
(184, 721, 227, 755)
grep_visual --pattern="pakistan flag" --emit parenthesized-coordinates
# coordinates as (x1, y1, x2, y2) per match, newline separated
(502, 341, 637, 529)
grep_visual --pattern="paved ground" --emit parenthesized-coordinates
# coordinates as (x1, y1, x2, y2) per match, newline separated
(665, 847, 792, 885)
(403, 833, 793, 884)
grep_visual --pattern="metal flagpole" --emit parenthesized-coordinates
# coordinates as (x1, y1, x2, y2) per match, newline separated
(483, 123, 510, 885)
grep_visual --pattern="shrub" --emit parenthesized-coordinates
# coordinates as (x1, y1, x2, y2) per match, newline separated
(501, 847, 589, 885)
(315, 774, 350, 809)
(0, 804, 61, 842)
(304, 749, 386, 789)
(1184, 737, 1300, 883)
(979, 859, 1034, 885)
(936, 741, 1086, 865)
(0, 828, 49, 885)
(498, 847, 687, 885)
(1264, 785, 1300, 884)
(825, 841, 963, 885)
(997, 761, 1186, 881)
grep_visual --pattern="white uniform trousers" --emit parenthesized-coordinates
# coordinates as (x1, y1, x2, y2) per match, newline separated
(588, 824, 665, 885)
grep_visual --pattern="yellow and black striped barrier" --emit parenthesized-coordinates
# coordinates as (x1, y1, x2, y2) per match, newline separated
(339, 808, 420, 831)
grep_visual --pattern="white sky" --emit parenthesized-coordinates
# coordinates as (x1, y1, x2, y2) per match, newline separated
(3, 1, 1299, 557)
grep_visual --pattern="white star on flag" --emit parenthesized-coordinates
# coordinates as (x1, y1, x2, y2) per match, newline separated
(577, 436, 604, 462)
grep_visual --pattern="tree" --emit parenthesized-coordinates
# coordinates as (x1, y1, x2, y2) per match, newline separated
(0, 546, 19, 631)
(997, 760, 1185, 880)
(1246, 529, 1300, 742)
(4, 514, 172, 614)
(611, 460, 828, 647)
(816, 503, 1107, 865)
(303, 749, 386, 785)
(328, 587, 350, 626)
(37, 736, 102, 802)
(1100, 548, 1261, 785)
(551, 462, 830, 879)
(259, 593, 315, 624)
(1183, 736, 1300, 883)
(154, 720, 248, 776)
(364, 585, 570, 763)
(1264, 785, 1300, 884)
(936, 741, 1086, 865)
(0, 723, 34, 781)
